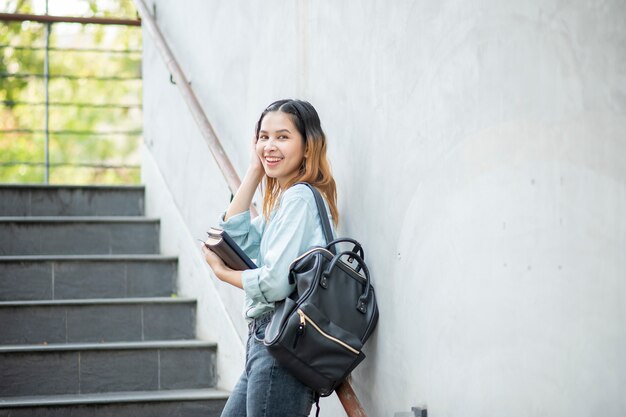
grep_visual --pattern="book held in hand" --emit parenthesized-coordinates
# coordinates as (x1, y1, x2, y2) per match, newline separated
(204, 227, 256, 270)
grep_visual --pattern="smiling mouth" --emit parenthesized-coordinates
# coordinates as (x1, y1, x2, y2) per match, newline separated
(265, 157, 283, 165)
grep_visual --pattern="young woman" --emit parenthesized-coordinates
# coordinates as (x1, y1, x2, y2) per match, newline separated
(202, 99, 339, 416)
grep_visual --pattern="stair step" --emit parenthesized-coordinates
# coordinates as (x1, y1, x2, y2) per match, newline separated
(0, 185, 230, 415)
(0, 217, 160, 255)
(0, 340, 217, 397)
(0, 297, 196, 345)
(0, 184, 145, 217)
(0, 389, 228, 417)
(0, 255, 177, 301)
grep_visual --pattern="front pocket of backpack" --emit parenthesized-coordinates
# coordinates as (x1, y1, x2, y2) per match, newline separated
(292, 303, 364, 379)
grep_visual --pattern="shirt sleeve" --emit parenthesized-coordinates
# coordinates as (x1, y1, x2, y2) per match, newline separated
(218, 210, 264, 260)
(241, 194, 316, 304)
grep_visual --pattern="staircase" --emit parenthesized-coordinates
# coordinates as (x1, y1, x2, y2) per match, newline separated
(0, 184, 228, 416)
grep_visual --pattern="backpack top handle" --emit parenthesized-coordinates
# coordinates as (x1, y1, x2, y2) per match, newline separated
(323, 250, 372, 314)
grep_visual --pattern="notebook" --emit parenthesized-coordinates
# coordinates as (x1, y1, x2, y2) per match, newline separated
(204, 227, 256, 270)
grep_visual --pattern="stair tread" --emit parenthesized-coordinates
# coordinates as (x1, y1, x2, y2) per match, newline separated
(0, 216, 158, 222)
(0, 254, 177, 261)
(0, 339, 217, 353)
(0, 297, 194, 307)
(0, 388, 229, 407)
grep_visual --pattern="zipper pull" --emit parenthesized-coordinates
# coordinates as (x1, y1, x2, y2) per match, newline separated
(298, 309, 306, 327)
(294, 309, 306, 348)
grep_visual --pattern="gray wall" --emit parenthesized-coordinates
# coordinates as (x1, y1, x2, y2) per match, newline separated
(141, 0, 626, 415)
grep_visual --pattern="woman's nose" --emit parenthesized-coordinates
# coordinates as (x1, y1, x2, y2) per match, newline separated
(264, 137, 277, 149)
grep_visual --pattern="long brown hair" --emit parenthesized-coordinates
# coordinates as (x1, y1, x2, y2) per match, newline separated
(255, 99, 338, 226)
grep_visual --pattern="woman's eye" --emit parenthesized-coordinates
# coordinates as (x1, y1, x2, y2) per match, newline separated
(258, 136, 268, 141)
(278, 135, 288, 140)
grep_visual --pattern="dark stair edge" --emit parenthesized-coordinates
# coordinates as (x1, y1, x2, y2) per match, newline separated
(0, 339, 217, 353)
(0, 254, 177, 262)
(0, 216, 159, 223)
(0, 297, 195, 307)
(0, 184, 145, 191)
(0, 388, 229, 408)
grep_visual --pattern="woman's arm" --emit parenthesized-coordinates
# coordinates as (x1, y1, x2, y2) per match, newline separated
(224, 136, 264, 221)
(202, 135, 264, 288)
(204, 189, 317, 298)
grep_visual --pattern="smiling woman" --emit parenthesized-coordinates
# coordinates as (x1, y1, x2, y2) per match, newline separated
(254, 99, 339, 225)
(201, 99, 339, 416)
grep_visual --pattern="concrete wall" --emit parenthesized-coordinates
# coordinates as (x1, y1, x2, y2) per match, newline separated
(141, 0, 626, 415)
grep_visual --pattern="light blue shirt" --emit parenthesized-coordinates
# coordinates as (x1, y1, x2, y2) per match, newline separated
(218, 184, 335, 320)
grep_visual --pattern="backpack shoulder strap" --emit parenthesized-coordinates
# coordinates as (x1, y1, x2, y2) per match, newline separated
(297, 182, 336, 254)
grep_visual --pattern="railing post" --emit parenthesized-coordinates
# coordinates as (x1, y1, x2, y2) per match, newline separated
(43, 0, 50, 183)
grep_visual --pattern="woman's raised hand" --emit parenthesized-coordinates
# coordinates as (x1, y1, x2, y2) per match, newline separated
(224, 134, 264, 221)
(250, 134, 264, 176)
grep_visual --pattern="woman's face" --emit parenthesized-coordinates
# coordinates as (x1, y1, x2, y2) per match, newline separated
(256, 111, 306, 188)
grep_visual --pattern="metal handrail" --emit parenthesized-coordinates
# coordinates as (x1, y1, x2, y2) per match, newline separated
(132, 1, 367, 415)
(337, 381, 368, 416)
(0, 12, 140, 26)
(2, 100, 142, 109)
(0, 161, 139, 170)
(132, 0, 247, 206)
(1, 72, 141, 81)
(0, 129, 142, 136)
(0, 45, 142, 54)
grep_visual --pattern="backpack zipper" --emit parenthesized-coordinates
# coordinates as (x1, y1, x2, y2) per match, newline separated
(297, 309, 360, 355)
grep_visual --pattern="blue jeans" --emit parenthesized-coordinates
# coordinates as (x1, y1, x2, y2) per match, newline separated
(220, 311, 315, 417)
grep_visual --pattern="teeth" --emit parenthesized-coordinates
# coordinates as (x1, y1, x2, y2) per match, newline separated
(266, 157, 282, 162)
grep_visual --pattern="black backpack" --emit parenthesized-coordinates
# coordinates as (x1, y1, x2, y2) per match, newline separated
(263, 183, 379, 397)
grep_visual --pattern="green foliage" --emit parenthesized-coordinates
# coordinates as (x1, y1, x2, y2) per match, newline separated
(0, 0, 142, 184)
